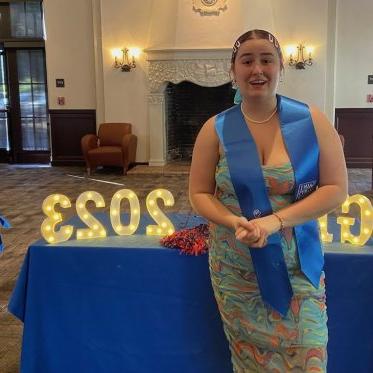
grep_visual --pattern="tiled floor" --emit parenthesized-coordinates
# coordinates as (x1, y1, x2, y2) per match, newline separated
(0, 163, 371, 372)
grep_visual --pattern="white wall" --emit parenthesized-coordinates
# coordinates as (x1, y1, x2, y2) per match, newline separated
(335, 0, 373, 108)
(42, 0, 372, 162)
(43, 0, 96, 110)
(99, 0, 282, 162)
(271, 0, 330, 112)
(98, 0, 333, 161)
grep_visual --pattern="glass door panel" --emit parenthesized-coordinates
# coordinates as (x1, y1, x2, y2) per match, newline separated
(0, 47, 9, 151)
(17, 49, 48, 152)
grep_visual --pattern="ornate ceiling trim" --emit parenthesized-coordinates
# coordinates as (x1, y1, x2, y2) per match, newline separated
(192, 0, 227, 15)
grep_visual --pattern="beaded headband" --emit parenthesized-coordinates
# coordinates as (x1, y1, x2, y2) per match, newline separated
(231, 30, 282, 64)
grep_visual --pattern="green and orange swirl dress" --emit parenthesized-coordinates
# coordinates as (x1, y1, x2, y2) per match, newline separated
(209, 155, 328, 372)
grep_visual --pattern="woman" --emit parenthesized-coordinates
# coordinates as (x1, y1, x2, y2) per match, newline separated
(189, 30, 347, 372)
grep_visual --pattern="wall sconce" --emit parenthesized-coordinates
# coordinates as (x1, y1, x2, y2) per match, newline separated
(286, 44, 313, 69)
(113, 47, 141, 72)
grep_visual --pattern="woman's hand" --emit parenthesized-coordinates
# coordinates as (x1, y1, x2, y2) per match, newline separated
(233, 215, 282, 248)
(233, 216, 266, 248)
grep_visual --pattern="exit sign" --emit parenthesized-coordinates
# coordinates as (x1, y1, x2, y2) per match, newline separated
(368, 75, 373, 84)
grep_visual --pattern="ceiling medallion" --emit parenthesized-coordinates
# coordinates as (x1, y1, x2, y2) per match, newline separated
(193, 0, 227, 15)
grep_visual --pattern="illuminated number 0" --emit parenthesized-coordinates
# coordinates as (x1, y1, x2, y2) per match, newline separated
(110, 189, 140, 235)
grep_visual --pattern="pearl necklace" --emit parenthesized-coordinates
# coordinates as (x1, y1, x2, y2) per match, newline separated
(241, 103, 278, 124)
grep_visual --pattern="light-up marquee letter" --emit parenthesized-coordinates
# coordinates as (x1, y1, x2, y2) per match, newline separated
(76, 191, 107, 240)
(146, 189, 175, 236)
(318, 214, 333, 243)
(336, 194, 373, 245)
(110, 189, 140, 235)
(41, 194, 73, 243)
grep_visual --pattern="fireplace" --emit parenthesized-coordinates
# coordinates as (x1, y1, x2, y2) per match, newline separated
(165, 81, 234, 161)
(146, 48, 232, 166)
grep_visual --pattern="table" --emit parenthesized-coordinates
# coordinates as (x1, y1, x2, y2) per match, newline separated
(8, 214, 373, 373)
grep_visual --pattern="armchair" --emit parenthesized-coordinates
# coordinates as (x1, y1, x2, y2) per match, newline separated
(81, 123, 137, 175)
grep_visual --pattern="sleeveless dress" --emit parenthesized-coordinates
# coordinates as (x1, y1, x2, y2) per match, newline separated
(209, 155, 328, 372)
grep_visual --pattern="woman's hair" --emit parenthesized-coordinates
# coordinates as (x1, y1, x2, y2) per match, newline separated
(231, 29, 284, 70)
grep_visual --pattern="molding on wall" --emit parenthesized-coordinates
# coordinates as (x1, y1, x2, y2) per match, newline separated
(148, 94, 165, 105)
(335, 108, 373, 168)
(192, 0, 227, 16)
(49, 109, 96, 166)
(92, 0, 105, 127)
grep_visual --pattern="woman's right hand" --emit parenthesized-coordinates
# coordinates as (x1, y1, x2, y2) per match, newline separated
(232, 216, 267, 248)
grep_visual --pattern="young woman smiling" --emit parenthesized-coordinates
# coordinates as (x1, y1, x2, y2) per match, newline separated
(189, 29, 347, 372)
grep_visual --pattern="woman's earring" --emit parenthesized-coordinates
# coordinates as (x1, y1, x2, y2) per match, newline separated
(232, 79, 238, 89)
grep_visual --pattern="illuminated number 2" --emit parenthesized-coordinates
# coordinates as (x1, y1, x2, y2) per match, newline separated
(146, 189, 175, 236)
(76, 191, 106, 240)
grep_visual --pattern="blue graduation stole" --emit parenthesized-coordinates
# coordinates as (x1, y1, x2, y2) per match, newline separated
(215, 95, 324, 316)
(0, 215, 11, 254)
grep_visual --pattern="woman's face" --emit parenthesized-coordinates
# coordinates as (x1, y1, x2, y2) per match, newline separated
(232, 38, 281, 101)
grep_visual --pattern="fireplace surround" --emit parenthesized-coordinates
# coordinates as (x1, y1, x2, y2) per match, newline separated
(146, 48, 232, 166)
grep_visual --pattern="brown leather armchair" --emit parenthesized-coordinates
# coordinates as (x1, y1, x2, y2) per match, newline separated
(81, 123, 137, 175)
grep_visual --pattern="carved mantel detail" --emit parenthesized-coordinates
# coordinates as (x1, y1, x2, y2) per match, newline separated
(148, 59, 231, 93)
(147, 94, 164, 105)
(145, 48, 232, 93)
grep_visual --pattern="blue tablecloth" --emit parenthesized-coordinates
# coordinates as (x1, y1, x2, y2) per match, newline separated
(8, 213, 373, 373)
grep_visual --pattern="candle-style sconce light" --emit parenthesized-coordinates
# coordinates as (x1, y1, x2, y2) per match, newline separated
(113, 47, 141, 72)
(286, 44, 313, 70)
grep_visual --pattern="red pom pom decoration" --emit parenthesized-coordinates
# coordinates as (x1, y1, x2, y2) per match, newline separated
(160, 223, 209, 255)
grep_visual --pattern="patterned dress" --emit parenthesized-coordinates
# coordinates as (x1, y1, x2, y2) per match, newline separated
(209, 155, 328, 372)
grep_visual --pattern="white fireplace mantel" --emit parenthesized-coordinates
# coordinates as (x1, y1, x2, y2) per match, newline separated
(145, 48, 232, 166)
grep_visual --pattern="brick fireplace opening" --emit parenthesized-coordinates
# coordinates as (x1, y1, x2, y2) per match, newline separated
(165, 81, 235, 161)
(146, 48, 232, 166)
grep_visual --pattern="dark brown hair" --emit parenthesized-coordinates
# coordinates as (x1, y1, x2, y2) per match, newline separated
(231, 29, 284, 70)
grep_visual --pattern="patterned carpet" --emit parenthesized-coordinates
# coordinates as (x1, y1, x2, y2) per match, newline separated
(0, 164, 371, 372)
(0, 164, 191, 373)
